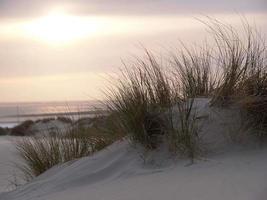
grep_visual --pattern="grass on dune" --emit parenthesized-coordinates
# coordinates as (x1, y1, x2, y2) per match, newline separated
(15, 124, 118, 180)
(104, 17, 267, 155)
(104, 49, 202, 160)
(104, 50, 180, 149)
(204, 18, 267, 134)
(204, 19, 267, 105)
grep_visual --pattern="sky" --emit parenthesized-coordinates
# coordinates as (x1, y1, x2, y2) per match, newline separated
(0, 0, 266, 102)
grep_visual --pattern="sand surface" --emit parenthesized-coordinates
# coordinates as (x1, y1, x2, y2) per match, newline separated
(0, 137, 22, 193)
(0, 139, 267, 200)
(1, 98, 267, 200)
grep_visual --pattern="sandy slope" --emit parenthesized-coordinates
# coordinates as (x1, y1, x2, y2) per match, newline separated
(0, 137, 22, 193)
(1, 139, 267, 200)
(1, 98, 267, 200)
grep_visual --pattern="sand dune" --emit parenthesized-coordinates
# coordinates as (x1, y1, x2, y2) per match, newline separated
(1, 99, 267, 200)
(1, 139, 267, 200)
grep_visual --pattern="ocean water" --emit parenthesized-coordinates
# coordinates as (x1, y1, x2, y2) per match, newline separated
(0, 100, 101, 128)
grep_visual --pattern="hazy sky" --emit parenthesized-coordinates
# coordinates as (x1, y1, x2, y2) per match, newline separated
(0, 0, 266, 102)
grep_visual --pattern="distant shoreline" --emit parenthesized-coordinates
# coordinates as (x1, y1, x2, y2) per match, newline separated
(0, 109, 106, 118)
(0, 110, 107, 128)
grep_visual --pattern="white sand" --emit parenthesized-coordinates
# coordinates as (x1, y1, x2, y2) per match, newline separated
(1, 98, 267, 200)
(1, 139, 267, 200)
(0, 136, 22, 193)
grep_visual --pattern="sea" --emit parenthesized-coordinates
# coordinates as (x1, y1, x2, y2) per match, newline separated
(0, 100, 102, 128)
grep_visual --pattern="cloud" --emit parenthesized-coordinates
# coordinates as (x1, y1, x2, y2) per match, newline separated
(71, 0, 267, 15)
(0, 0, 266, 19)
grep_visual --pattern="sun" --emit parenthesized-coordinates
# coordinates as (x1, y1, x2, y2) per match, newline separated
(23, 10, 101, 44)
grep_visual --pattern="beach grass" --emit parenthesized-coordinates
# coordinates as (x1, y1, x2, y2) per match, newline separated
(15, 123, 118, 180)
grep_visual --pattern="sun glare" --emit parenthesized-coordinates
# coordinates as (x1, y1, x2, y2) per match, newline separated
(23, 10, 102, 44)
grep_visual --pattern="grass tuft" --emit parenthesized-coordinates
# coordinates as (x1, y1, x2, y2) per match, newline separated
(104, 50, 178, 149)
(15, 125, 117, 180)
